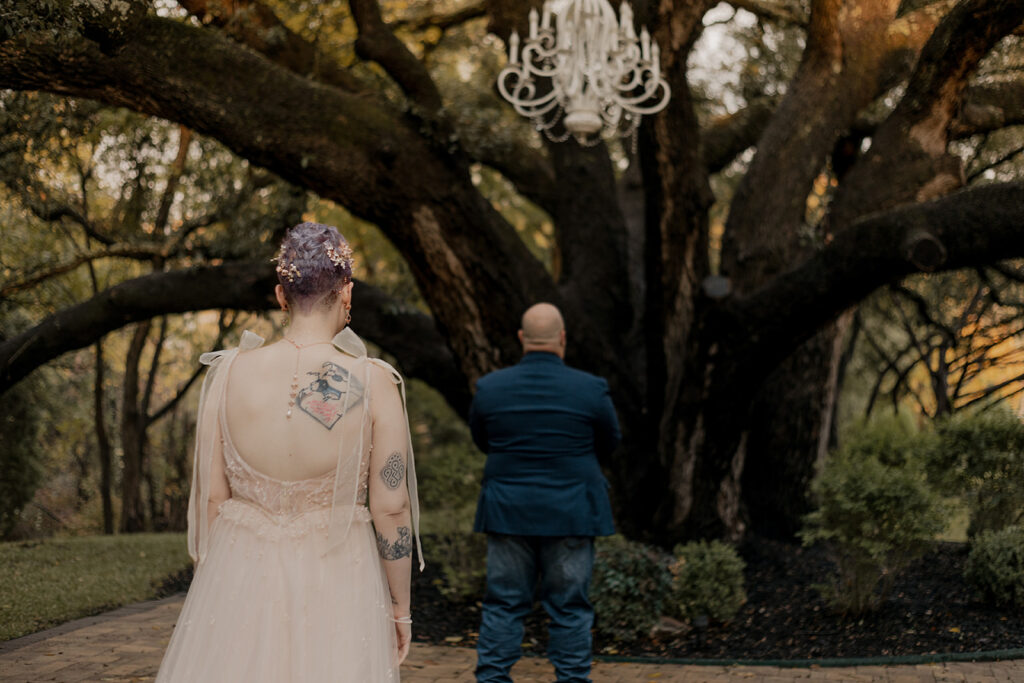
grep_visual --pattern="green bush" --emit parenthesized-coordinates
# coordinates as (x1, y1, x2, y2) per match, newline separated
(0, 374, 46, 539)
(964, 525, 1024, 607)
(800, 430, 948, 615)
(422, 527, 488, 601)
(668, 540, 746, 623)
(837, 413, 933, 468)
(925, 409, 1024, 537)
(590, 536, 672, 641)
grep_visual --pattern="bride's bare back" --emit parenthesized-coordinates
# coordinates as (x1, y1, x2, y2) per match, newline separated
(224, 341, 366, 481)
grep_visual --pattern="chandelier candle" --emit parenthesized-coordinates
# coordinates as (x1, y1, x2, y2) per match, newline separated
(496, 0, 671, 145)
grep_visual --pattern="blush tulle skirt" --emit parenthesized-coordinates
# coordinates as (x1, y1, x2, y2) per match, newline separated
(155, 500, 399, 682)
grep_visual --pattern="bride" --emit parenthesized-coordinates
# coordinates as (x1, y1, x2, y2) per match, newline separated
(156, 222, 422, 682)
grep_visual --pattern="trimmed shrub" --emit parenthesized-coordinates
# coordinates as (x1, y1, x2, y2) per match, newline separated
(591, 536, 672, 641)
(422, 527, 487, 601)
(668, 540, 746, 623)
(925, 409, 1024, 537)
(800, 436, 948, 616)
(964, 525, 1024, 607)
(0, 374, 46, 539)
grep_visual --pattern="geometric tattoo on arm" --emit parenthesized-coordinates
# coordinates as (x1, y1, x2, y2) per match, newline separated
(379, 452, 405, 490)
(375, 526, 412, 560)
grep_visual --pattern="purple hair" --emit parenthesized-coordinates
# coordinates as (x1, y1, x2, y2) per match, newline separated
(275, 222, 353, 312)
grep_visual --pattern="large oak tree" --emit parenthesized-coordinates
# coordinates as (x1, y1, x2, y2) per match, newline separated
(2, 0, 1023, 543)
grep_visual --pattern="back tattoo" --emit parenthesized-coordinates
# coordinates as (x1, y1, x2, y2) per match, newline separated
(297, 362, 365, 429)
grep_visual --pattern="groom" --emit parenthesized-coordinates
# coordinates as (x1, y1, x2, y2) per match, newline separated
(469, 302, 620, 683)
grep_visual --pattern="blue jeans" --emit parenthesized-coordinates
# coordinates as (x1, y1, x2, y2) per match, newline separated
(475, 534, 595, 683)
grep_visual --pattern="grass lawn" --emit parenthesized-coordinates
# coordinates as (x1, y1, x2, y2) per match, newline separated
(0, 533, 191, 641)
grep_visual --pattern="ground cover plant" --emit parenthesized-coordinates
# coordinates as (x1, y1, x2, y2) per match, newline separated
(0, 533, 190, 641)
(408, 536, 1024, 660)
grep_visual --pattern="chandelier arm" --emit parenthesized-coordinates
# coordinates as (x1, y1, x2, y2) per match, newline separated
(498, 72, 561, 109)
(616, 85, 672, 115)
(615, 81, 662, 106)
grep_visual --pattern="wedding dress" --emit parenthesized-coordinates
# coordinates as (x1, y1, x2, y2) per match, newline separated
(155, 328, 421, 683)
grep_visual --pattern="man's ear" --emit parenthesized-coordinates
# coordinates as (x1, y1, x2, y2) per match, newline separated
(518, 329, 525, 346)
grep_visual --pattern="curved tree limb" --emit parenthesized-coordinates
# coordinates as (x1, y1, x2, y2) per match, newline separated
(0, 10, 557, 385)
(954, 78, 1024, 137)
(349, 0, 444, 114)
(178, 0, 554, 215)
(730, 181, 1024, 374)
(0, 261, 468, 411)
(389, 1, 487, 33)
(703, 95, 781, 173)
(1, 245, 163, 297)
(829, 0, 1024, 227)
(176, 0, 364, 93)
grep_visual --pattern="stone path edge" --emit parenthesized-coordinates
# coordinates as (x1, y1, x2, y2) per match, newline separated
(593, 647, 1024, 669)
(3, 594, 1022, 670)
(0, 596, 184, 656)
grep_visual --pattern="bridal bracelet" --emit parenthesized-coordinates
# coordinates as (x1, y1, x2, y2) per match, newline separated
(392, 615, 413, 624)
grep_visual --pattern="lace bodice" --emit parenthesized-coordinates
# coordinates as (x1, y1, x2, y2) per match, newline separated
(219, 408, 369, 519)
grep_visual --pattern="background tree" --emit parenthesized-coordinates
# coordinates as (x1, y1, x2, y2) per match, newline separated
(2, 0, 1024, 544)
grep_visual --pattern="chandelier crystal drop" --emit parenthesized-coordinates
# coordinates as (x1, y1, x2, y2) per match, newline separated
(496, 0, 671, 146)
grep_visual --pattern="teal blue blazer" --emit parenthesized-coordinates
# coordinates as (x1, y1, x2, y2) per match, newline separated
(470, 352, 620, 537)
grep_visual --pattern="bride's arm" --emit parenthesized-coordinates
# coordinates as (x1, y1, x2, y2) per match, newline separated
(367, 364, 413, 660)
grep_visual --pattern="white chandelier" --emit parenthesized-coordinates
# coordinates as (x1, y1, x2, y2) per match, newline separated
(496, 0, 671, 145)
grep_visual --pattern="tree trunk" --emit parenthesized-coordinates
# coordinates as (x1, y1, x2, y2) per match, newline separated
(120, 321, 151, 532)
(94, 339, 114, 534)
(741, 323, 847, 538)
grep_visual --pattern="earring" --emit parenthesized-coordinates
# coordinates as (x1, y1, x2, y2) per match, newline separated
(345, 304, 352, 326)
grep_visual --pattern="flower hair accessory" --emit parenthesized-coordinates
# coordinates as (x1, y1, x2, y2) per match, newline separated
(272, 246, 302, 283)
(324, 241, 354, 272)
(276, 261, 301, 283)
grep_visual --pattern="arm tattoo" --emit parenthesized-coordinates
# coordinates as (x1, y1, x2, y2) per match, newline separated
(375, 526, 412, 560)
(379, 452, 405, 490)
(296, 361, 365, 430)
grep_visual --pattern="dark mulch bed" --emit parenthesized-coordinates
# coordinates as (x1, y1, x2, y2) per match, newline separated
(411, 537, 1024, 660)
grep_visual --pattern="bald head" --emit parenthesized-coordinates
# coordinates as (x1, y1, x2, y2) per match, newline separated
(519, 303, 566, 357)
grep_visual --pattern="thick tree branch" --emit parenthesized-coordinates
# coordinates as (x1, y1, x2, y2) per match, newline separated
(463, 133, 558, 213)
(349, 0, 443, 113)
(0, 245, 163, 297)
(954, 78, 1024, 137)
(176, 0, 363, 93)
(389, 1, 488, 33)
(829, 0, 1024, 227)
(703, 95, 781, 173)
(185, 0, 549, 213)
(730, 181, 1024, 374)
(0, 12, 556, 385)
(0, 261, 467, 411)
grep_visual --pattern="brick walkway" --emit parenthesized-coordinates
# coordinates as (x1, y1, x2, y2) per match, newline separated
(1, 596, 1021, 682)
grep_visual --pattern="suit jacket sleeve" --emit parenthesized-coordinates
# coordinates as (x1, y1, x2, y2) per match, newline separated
(468, 383, 489, 454)
(593, 377, 621, 459)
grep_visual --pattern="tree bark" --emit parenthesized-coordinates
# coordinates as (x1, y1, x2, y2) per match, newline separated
(120, 321, 151, 533)
(94, 339, 114, 534)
